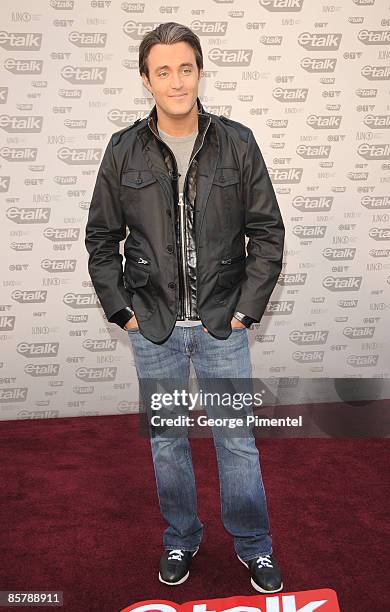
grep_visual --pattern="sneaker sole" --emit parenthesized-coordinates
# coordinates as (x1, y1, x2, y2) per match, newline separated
(158, 547, 199, 586)
(237, 554, 283, 594)
(158, 570, 190, 586)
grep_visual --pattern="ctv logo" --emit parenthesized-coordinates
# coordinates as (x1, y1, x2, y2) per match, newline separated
(121, 589, 340, 612)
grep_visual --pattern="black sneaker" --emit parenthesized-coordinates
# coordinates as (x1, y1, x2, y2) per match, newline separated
(237, 552, 283, 593)
(159, 547, 199, 585)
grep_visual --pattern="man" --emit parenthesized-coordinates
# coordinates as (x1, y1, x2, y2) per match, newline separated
(85, 22, 285, 593)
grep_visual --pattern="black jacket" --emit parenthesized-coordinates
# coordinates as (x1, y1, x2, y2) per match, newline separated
(85, 97, 285, 344)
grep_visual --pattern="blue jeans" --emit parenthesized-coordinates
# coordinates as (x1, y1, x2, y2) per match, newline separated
(127, 324, 272, 561)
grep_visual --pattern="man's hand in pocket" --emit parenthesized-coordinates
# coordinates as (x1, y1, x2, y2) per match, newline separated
(230, 317, 246, 329)
(203, 317, 246, 333)
(124, 316, 138, 330)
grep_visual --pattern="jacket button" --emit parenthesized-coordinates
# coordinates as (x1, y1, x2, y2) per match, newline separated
(166, 209, 172, 216)
(167, 245, 174, 253)
(135, 178, 142, 184)
(168, 282, 176, 289)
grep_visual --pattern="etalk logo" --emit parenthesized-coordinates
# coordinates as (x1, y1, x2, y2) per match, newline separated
(120, 588, 340, 612)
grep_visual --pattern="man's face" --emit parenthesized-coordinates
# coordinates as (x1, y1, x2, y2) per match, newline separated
(141, 41, 201, 119)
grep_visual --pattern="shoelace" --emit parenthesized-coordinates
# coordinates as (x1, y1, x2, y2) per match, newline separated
(167, 549, 185, 562)
(256, 554, 273, 568)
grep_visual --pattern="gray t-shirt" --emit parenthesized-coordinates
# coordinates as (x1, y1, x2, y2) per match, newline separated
(158, 125, 201, 327)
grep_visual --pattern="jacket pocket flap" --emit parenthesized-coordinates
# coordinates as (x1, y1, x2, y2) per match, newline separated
(212, 168, 240, 187)
(121, 170, 157, 189)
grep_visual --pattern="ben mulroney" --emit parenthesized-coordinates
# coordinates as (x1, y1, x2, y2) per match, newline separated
(85, 22, 285, 593)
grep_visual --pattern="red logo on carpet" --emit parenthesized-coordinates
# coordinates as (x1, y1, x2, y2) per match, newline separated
(121, 588, 340, 612)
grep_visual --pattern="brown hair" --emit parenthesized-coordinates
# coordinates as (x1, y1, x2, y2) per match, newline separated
(139, 22, 203, 80)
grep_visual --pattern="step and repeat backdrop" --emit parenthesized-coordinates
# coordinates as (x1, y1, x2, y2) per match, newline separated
(1, 1, 389, 420)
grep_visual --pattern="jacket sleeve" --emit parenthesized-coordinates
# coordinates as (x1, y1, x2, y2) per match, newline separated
(85, 136, 132, 324)
(234, 128, 285, 322)
(233, 311, 257, 329)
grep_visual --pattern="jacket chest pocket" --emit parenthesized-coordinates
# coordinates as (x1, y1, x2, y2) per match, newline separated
(120, 169, 158, 210)
(211, 168, 241, 229)
(121, 170, 159, 223)
(121, 169, 157, 189)
(212, 168, 240, 188)
(210, 168, 241, 234)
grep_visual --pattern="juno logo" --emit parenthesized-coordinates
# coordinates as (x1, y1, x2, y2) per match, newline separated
(121, 589, 340, 612)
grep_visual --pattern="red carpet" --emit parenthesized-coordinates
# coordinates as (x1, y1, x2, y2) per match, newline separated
(0, 414, 389, 612)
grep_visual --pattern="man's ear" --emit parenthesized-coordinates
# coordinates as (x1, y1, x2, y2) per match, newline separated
(141, 73, 152, 95)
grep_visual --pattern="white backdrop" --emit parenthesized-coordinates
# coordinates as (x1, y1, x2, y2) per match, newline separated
(1, 0, 389, 420)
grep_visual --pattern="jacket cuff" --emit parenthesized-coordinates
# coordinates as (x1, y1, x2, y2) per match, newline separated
(108, 306, 135, 329)
(233, 311, 257, 329)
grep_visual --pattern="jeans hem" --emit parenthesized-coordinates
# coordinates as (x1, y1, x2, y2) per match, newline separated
(238, 548, 273, 562)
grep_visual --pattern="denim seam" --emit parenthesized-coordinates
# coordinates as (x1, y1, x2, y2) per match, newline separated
(214, 444, 226, 527)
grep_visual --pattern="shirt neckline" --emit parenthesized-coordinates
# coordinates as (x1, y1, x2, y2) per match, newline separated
(158, 125, 198, 142)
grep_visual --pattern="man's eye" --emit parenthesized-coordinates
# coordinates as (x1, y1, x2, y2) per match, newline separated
(158, 68, 192, 77)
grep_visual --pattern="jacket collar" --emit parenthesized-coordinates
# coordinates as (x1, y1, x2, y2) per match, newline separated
(147, 96, 211, 139)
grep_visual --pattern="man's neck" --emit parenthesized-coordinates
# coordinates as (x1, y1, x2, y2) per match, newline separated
(156, 104, 198, 137)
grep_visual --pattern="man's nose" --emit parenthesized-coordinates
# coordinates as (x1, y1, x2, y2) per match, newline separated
(171, 72, 183, 89)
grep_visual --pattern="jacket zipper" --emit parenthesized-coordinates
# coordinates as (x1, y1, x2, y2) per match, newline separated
(128, 254, 150, 266)
(181, 117, 211, 317)
(177, 193, 190, 316)
(146, 122, 186, 316)
(148, 114, 211, 319)
(221, 254, 246, 265)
